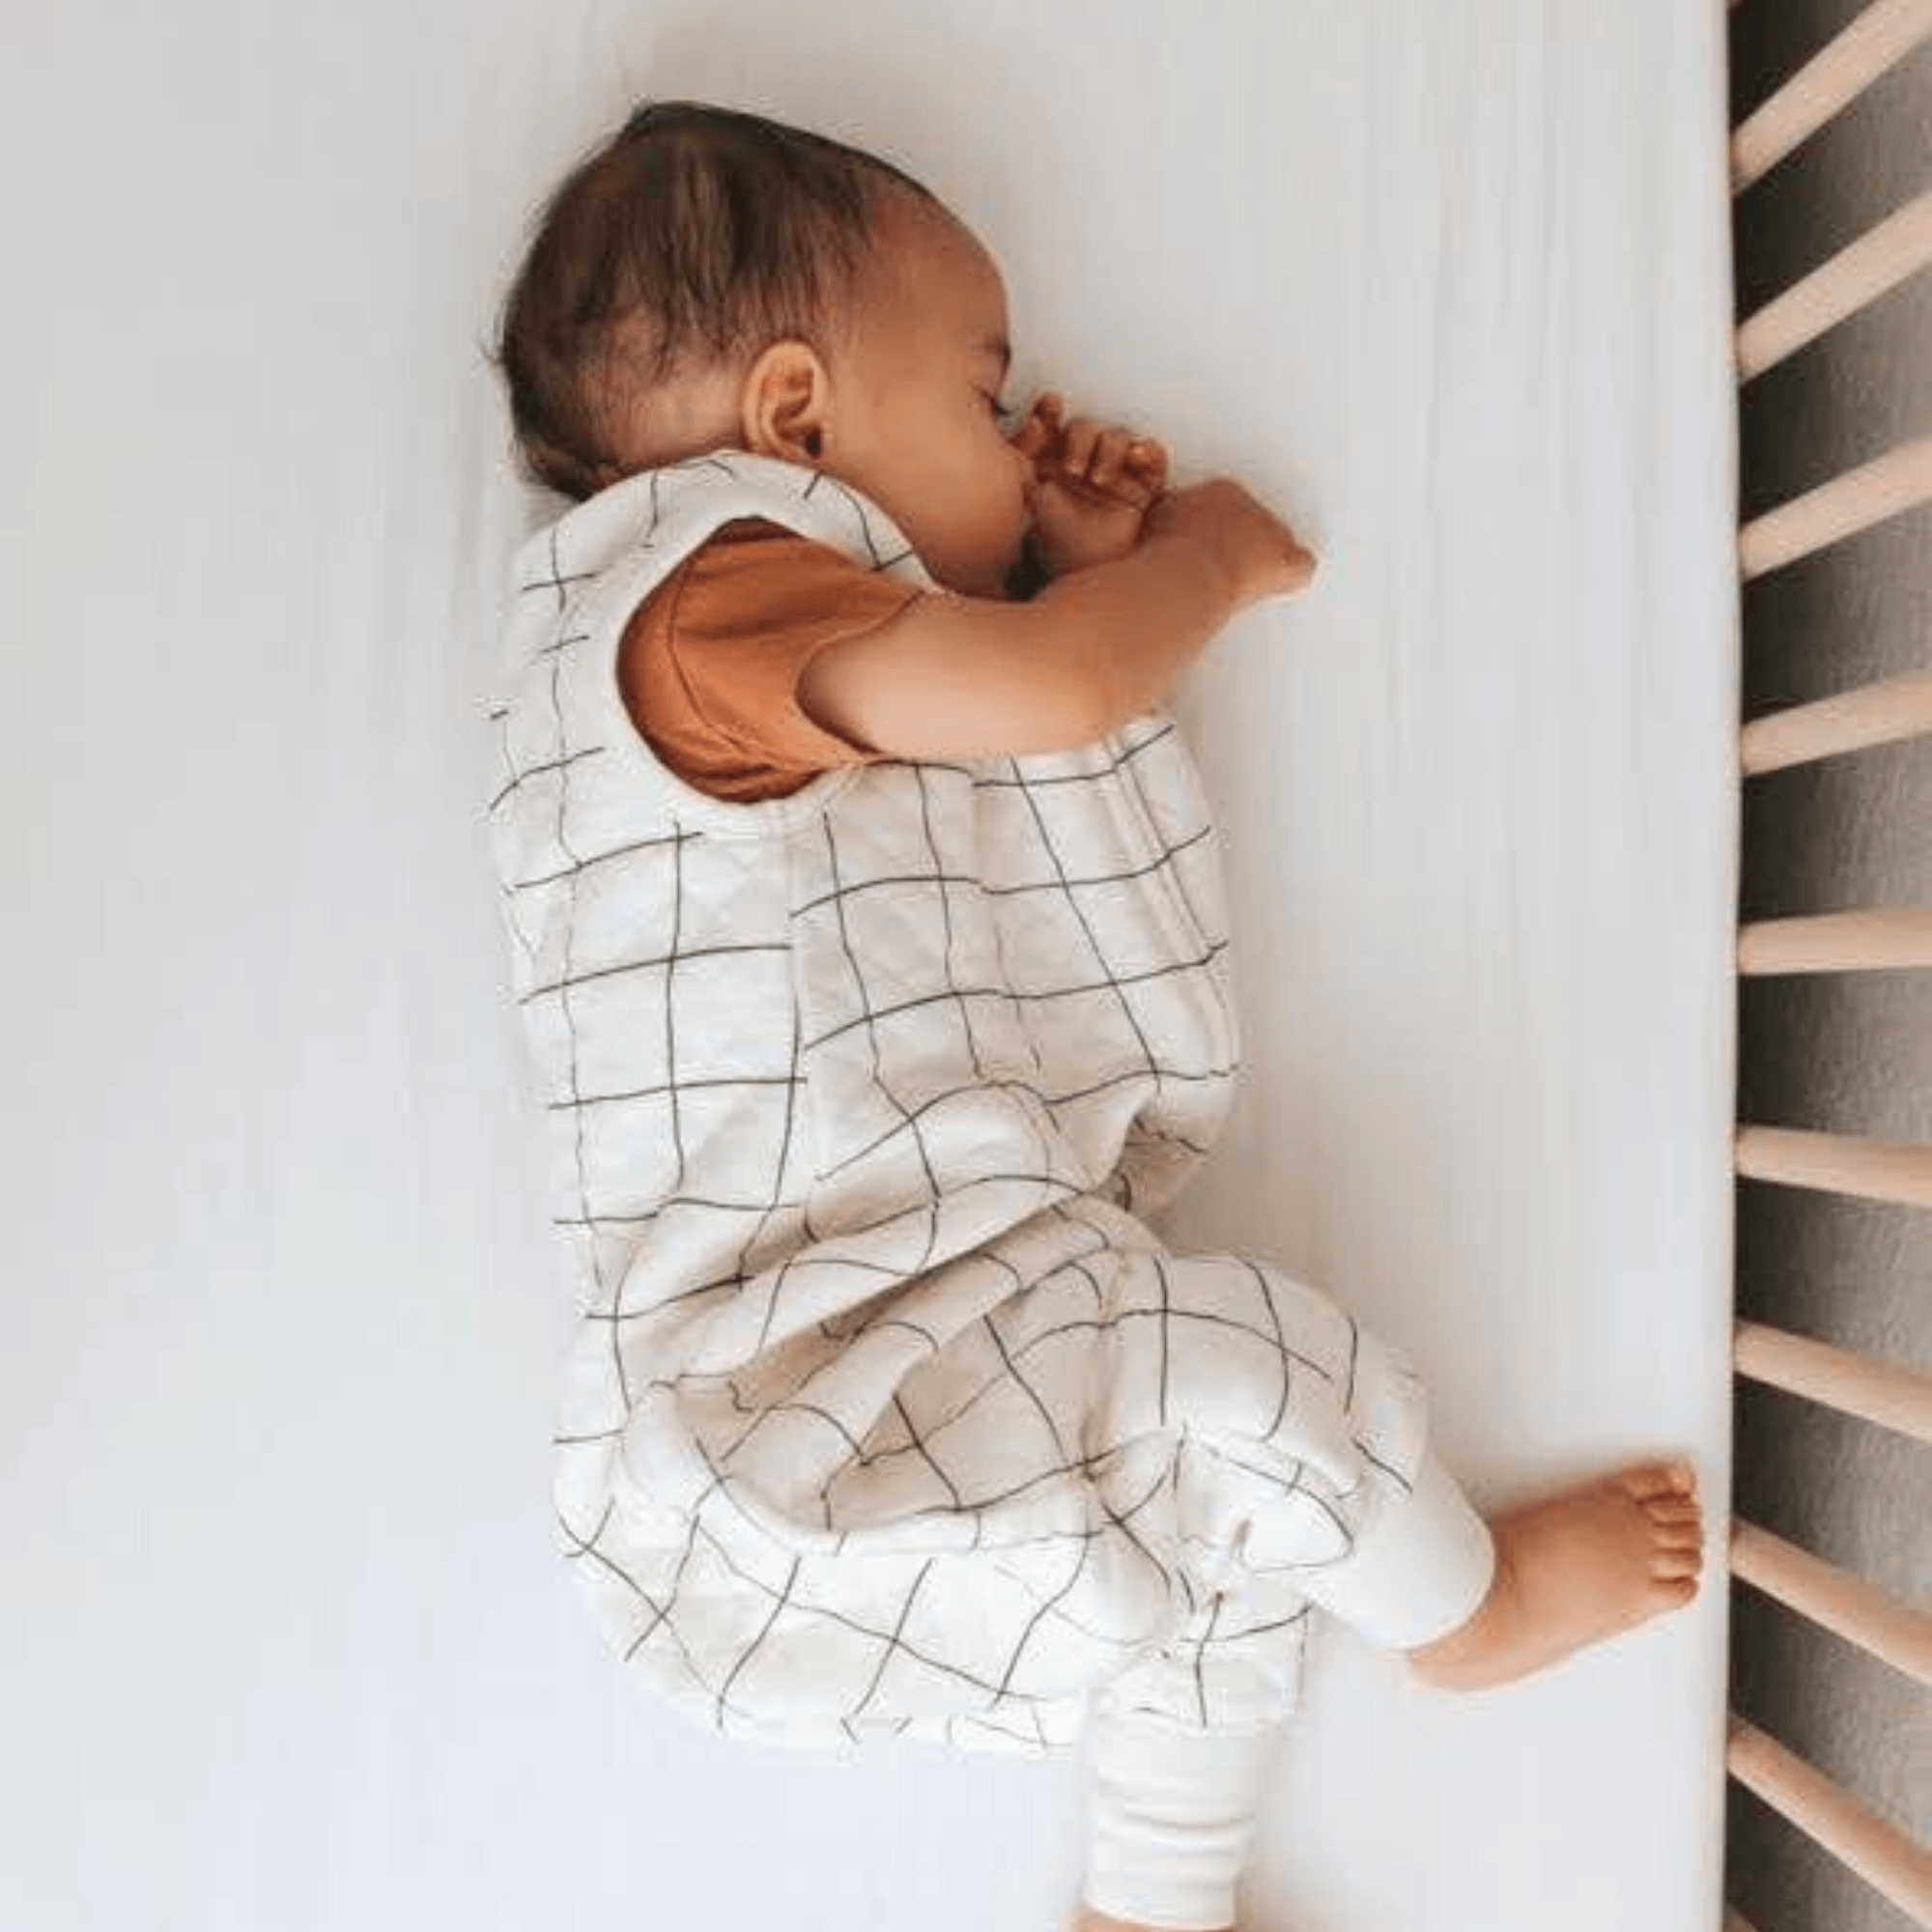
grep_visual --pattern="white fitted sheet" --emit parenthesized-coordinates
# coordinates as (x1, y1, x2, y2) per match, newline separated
(2, 3, 1737, 1929)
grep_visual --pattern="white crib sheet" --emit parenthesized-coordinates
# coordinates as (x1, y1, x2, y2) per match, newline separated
(2, 3, 1737, 1931)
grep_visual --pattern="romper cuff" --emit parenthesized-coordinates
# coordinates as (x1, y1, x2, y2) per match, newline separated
(1293, 1445, 1497, 1652)
(1083, 1704, 1284, 1930)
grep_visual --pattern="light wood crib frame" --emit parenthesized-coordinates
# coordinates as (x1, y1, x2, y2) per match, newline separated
(1720, 0, 1932, 1924)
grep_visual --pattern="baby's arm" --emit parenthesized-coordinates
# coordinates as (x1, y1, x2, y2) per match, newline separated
(796, 531, 1240, 763)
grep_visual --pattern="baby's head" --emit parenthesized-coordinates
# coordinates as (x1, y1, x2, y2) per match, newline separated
(488, 100, 1038, 600)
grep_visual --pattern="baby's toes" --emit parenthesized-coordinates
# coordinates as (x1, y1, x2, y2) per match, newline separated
(1647, 1515, 1702, 1577)
(1617, 1460, 1698, 1505)
(1653, 1573, 1700, 1608)
(1652, 1520, 1703, 1557)
(1651, 1563, 1702, 1613)
(1644, 1497, 1703, 1542)
(1652, 1537, 1702, 1575)
(1646, 1493, 1701, 1520)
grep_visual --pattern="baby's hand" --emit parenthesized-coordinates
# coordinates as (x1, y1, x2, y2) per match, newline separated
(1010, 391, 1170, 578)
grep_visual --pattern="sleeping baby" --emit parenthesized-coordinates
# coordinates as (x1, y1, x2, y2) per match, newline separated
(480, 98, 1705, 1932)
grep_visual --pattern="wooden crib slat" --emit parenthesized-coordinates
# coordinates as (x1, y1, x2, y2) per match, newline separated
(1731, 1520, 1932, 1685)
(1739, 907, 1932, 974)
(1735, 1125, 1932, 1208)
(1739, 436, 1932, 580)
(1735, 191, 1932, 382)
(1735, 1318, 1932, 1443)
(1740, 668, 1932, 774)
(1726, 1715, 1932, 1922)
(1731, 0, 1932, 194)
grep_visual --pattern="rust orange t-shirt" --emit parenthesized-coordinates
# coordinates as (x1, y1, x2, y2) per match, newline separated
(616, 516, 924, 803)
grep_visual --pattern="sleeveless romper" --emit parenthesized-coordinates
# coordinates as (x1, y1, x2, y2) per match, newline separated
(480, 450, 1492, 1776)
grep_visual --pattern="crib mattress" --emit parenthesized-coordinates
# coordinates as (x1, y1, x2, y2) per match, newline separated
(1143, 9, 1741, 1929)
(3, 3, 1738, 1930)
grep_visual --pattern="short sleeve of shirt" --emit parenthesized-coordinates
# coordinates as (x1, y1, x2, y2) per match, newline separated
(617, 516, 924, 804)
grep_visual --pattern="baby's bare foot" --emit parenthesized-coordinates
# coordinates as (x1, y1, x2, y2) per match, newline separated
(1406, 1460, 1704, 1691)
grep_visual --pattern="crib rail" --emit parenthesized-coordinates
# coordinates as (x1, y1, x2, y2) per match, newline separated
(1729, 0, 1932, 194)
(1734, 191, 1932, 380)
(1724, 1, 1932, 1927)
(1738, 667, 1932, 773)
(1727, 1718, 1932, 1922)
(1733, 1319, 1932, 1444)
(1738, 436, 1932, 578)
(1737, 905, 1932, 971)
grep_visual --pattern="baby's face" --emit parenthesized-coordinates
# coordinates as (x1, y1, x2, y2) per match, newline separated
(826, 205, 1040, 601)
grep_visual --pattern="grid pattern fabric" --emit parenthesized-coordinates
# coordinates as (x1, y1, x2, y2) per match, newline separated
(481, 451, 1434, 1759)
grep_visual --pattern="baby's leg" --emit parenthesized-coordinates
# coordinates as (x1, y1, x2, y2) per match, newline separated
(1061, 1237, 1705, 1931)
(1068, 1250, 1493, 1932)
(1070, 1462, 1707, 1932)
(1078, 1714, 1284, 1932)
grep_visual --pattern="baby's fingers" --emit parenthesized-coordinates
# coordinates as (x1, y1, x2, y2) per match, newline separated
(1059, 415, 1105, 479)
(1125, 436, 1169, 488)
(1010, 391, 1065, 462)
(1089, 426, 1151, 493)
(1076, 426, 1168, 497)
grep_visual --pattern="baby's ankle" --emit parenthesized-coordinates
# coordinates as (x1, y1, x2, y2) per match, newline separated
(1405, 1534, 1518, 1682)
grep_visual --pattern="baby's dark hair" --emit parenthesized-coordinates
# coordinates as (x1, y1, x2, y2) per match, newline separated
(484, 100, 942, 502)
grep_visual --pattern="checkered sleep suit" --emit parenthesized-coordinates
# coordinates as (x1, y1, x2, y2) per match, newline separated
(481, 450, 1493, 1920)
